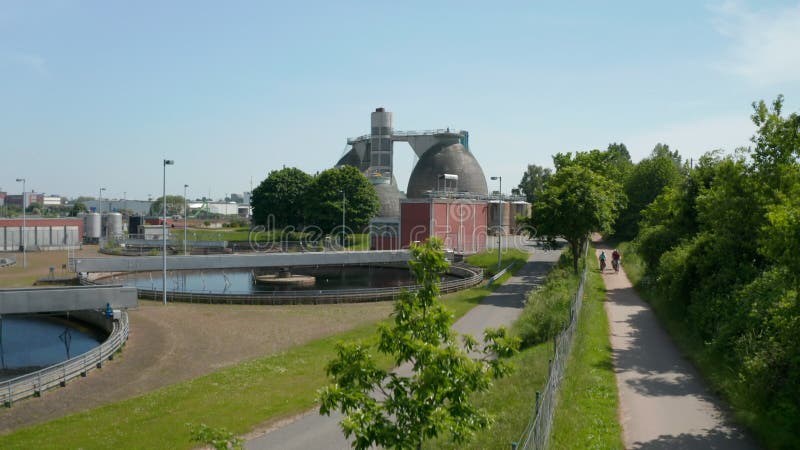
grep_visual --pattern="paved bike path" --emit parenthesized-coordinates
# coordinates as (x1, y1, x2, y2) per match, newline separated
(597, 243, 757, 449)
(245, 244, 561, 449)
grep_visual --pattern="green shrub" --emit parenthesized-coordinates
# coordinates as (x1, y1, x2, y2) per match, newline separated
(514, 252, 581, 348)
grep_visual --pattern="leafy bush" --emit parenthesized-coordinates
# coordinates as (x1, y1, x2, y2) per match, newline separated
(514, 252, 582, 348)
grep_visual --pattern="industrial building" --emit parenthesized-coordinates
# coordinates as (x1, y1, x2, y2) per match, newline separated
(339, 108, 528, 253)
(0, 217, 83, 251)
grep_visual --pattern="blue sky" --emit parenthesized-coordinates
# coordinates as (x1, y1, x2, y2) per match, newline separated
(2, 0, 800, 200)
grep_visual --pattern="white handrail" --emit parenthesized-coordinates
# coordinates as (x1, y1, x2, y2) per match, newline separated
(1, 311, 130, 407)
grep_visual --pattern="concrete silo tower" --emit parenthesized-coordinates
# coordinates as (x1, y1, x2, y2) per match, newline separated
(368, 108, 393, 179)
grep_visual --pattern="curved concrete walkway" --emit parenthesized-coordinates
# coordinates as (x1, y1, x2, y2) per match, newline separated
(245, 242, 561, 449)
(597, 242, 758, 449)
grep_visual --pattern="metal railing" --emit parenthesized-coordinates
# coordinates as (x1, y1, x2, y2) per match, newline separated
(126, 265, 483, 305)
(1, 311, 130, 407)
(516, 242, 589, 450)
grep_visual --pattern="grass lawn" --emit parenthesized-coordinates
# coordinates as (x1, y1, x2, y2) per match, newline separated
(429, 245, 622, 450)
(549, 251, 623, 449)
(465, 248, 529, 277)
(0, 255, 518, 449)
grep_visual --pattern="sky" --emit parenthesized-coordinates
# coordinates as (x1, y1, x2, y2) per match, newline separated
(2, 0, 800, 201)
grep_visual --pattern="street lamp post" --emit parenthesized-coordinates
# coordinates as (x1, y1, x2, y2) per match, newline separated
(491, 176, 502, 270)
(15, 178, 26, 268)
(163, 159, 174, 305)
(340, 190, 346, 248)
(183, 184, 188, 256)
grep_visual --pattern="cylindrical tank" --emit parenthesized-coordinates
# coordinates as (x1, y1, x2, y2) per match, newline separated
(84, 213, 101, 240)
(105, 212, 123, 237)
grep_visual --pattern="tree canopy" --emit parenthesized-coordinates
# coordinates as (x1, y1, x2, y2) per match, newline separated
(517, 164, 552, 203)
(149, 195, 187, 216)
(319, 238, 517, 449)
(251, 167, 313, 228)
(304, 165, 379, 234)
(531, 164, 625, 272)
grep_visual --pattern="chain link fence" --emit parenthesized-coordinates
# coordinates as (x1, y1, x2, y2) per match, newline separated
(516, 241, 589, 450)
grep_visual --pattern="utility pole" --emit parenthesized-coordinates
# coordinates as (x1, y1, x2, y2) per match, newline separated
(491, 176, 502, 270)
(162, 159, 174, 305)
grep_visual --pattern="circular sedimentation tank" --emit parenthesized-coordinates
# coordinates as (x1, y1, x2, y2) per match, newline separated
(406, 143, 488, 198)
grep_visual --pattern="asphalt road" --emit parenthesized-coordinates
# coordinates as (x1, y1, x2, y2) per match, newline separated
(245, 242, 561, 450)
(597, 243, 758, 449)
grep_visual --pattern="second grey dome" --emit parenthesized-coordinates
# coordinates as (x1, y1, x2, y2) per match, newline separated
(406, 143, 488, 199)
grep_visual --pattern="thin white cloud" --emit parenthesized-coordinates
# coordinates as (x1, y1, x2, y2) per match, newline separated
(711, 1, 800, 85)
(2, 52, 48, 75)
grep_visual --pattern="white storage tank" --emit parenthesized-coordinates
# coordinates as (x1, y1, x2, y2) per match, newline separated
(84, 213, 102, 241)
(105, 212, 123, 238)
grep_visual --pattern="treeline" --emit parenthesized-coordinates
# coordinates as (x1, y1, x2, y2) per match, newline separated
(630, 97, 799, 447)
(250, 165, 379, 234)
(522, 95, 798, 447)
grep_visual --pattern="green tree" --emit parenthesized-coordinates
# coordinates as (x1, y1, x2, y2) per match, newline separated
(553, 143, 633, 182)
(69, 201, 87, 216)
(251, 167, 314, 228)
(614, 145, 683, 239)
(304, 165, 379, 234)
(318, 238, 518, 449)
(149, 195, 186, 216)
(517, 164, 552, 203)
(531, 165, 625, 272)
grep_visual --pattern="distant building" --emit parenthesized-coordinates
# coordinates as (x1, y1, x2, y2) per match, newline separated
(84, 199, 152, 215)
(0, 217, 83, 251)
(43, 196, 63, 206)
(5, 193, 44, 207)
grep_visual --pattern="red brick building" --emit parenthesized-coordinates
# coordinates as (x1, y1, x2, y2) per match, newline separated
(0, 217, 83, 251)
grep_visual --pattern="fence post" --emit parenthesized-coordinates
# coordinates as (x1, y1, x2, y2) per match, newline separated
(535, 390, 541, 413)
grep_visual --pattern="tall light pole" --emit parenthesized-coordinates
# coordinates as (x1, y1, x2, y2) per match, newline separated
(15, 178, 26, 268)
(163, 159, 174, 305)
(183, 184, 188, 256)
(491, 176, 502, 270)
(340, 190, 346, 248)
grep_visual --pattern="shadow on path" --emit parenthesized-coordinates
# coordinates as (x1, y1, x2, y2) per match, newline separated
(595, 238, 757, 449)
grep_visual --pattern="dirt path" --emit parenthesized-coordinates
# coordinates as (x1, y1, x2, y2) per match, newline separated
(596, 241, 757, 449)
(0, 300, 393, 435)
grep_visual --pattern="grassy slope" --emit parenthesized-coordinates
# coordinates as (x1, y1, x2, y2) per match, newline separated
(0, 252, 521, 449)
(465, 249, 528, 277)
(430, 247, 622, 450)
(549, 254, 623, 449)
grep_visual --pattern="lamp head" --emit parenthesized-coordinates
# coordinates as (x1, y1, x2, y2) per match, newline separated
(164, 159, 174, 165)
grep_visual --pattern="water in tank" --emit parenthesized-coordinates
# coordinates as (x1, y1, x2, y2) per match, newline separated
(84, 213, 102, 239)
(105, 212, 123, 237)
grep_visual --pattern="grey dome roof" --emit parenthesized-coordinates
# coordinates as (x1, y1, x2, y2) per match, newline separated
(406, 143, 488, 198)
(336, 148, 363, 169)
(373, 179, 406, 218)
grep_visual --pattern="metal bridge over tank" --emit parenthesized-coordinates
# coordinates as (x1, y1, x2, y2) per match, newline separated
(70, 250, 411, 273)
(0, 285, 138, 315)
